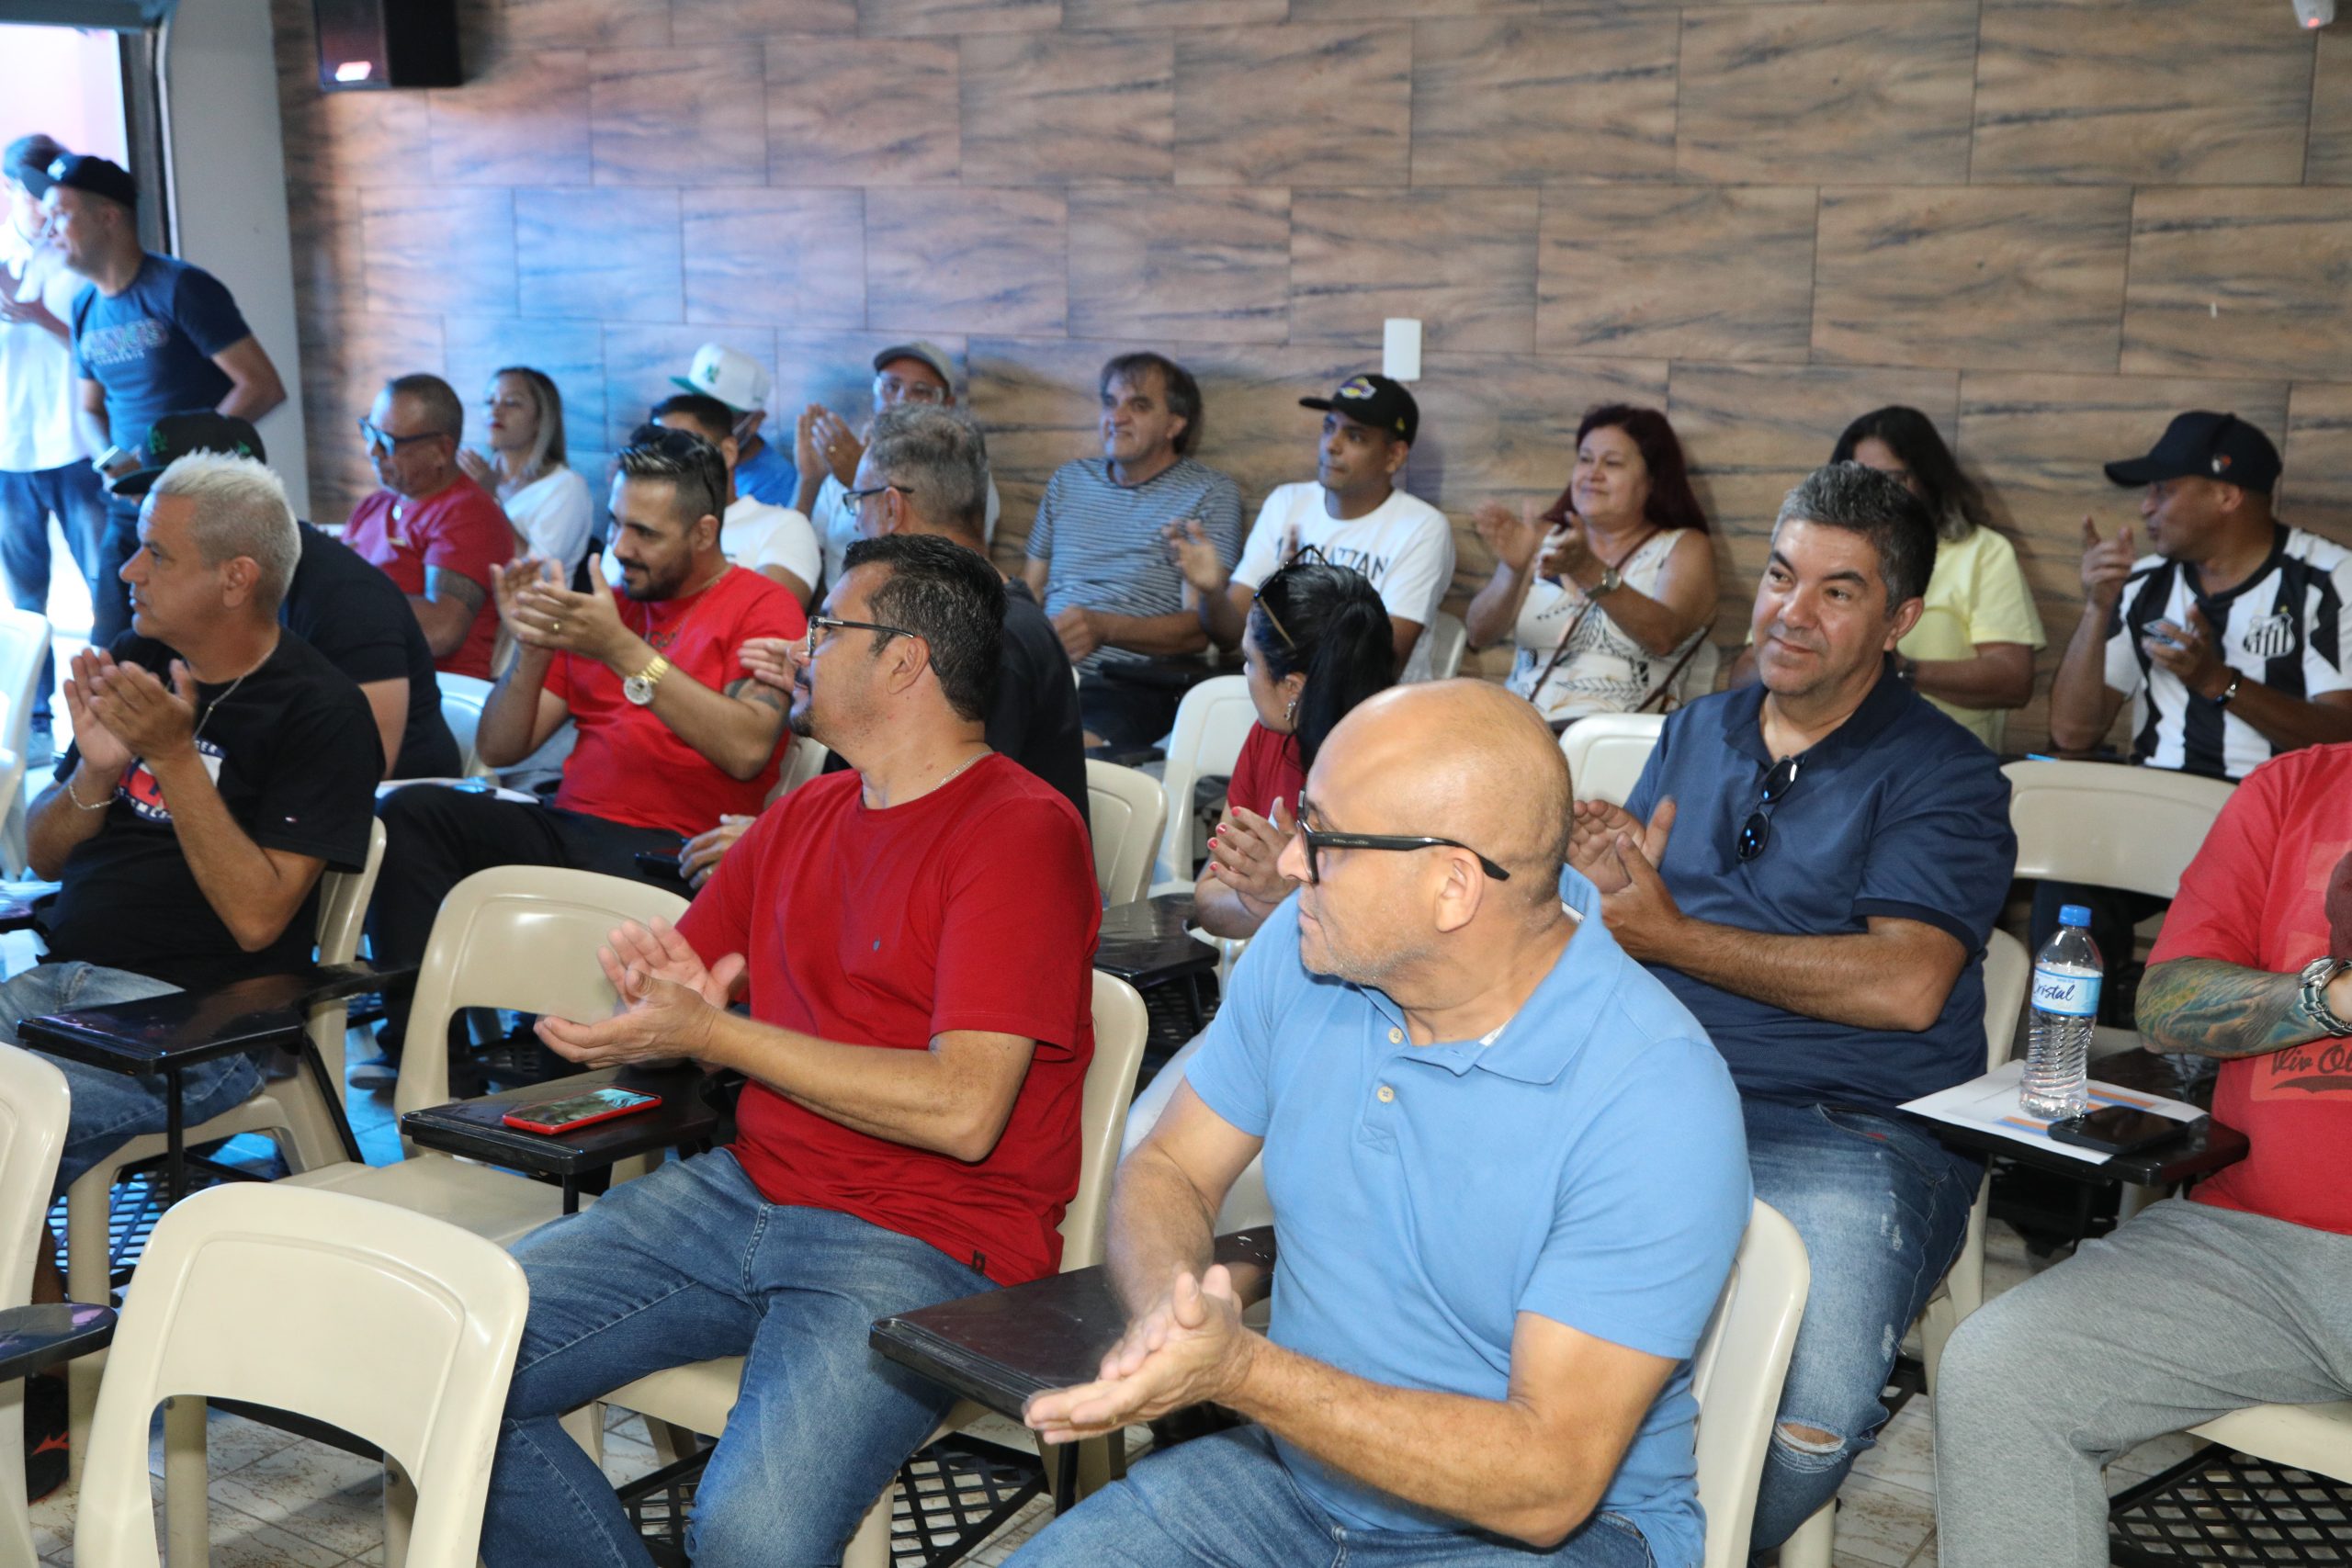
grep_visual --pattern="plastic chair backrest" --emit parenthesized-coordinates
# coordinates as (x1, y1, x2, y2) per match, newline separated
(1057, 973, 1148, 1272)
(315, 818, 387, 964)
(74, 1184, 527, 1568)
(770, 736, 830, 802)
(1424, 610, 1468, 680)
(1085, 761, 1169, 907)
(395, 866, 690, 1119)
(1983, 929, 2029, 1070)
(0, 609, 47, 765)
(2001, 759, 2234, 903)
(1155, 676, 1258, 885)
(437, 673, 496, 779)
(1689, 1199, 1810, 1568)
(1558, 712, 1667, 808)
(0, 1047, 68, 1563)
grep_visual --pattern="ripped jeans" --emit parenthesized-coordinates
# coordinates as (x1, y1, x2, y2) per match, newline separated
(1741, 1096, 1974, 1552)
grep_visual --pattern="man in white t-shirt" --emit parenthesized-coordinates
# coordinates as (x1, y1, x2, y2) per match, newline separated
(603, 392, 820, 608)
(0, 135, 101, 759)
(794, 340, 1001, 591)
(1178, 374, 1454, 682)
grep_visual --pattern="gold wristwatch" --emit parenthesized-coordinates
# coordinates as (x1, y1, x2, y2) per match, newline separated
(622, 654, 673, 706)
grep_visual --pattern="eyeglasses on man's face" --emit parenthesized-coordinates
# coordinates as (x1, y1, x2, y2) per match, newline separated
(1293, 796, 1512, 886)
(357, 417, 440, 454)
(804, 615, 916, 661)
(874, 374, 947, 406)
(840, 482, 908, 513)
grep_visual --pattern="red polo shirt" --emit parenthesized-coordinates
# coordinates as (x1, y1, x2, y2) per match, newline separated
(343, 475, 517, 679)
(675, 757, 1100, 1285)
(544, 566, 806, 838)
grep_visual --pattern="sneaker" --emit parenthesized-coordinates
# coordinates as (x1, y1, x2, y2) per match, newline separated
(24, 1372, 66, 1502)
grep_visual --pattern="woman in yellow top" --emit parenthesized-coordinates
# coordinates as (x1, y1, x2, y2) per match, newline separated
(1836, 406, 2045, 750)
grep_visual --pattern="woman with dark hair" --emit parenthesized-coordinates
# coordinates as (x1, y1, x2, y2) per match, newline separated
(459, 366, 593, 575)
(1464, 404, 1719, 728)
(1834, 405, 2043, 748)
(1193, 555, 1395, 939)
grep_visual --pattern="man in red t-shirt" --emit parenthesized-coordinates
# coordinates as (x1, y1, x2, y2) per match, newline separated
(473, 532, 1098, 1568)
(340, 373, 518, 678)
(1934, 743, 2352, 1568)
(366, 428, 805, 1074)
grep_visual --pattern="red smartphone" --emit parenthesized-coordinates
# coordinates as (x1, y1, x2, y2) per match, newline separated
(502, 1087, 662, 1136)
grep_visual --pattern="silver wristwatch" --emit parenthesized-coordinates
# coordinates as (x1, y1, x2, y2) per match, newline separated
(2297, 955, 2352, 1036)
(1595, 565, 1623, 596)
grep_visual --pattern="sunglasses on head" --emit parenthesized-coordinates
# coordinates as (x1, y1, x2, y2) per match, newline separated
(1254, 543, 1330, 650)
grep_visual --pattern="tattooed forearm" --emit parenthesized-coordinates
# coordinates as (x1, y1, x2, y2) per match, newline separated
(2134, 957, 2318, 1059)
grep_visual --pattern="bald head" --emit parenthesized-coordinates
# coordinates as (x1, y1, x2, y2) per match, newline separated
(1310, 681, 1571, 907)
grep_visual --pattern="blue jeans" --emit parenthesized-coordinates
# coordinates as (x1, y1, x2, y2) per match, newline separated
(0, 962, 262, 1193)
(0, 462, 104, 724)
(1011, 1426, 1656, 1568)
(1742, 1097, 1973, 1551)
(481, 1149, 991, 1568)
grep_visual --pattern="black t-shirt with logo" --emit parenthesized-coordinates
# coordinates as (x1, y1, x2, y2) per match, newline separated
(285, 521, 461, 779)
(43, 630, 381, 988)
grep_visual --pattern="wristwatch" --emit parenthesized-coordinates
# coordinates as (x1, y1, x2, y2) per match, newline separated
(1594, 566, 1623, 597)
(2213, 673, 2243, 707)
(2299, 956, 2352, 1037)
(622, 654, 672, 706)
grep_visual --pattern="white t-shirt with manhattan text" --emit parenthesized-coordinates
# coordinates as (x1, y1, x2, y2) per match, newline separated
(1232, 482, 1456, 682)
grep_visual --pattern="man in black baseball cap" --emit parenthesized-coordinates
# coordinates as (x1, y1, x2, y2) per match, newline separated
(114, 412, 458, 783)
(1175, 371, 1454, 681)
(42, 152, 284, 649)
(2043, 407, 2352, 991)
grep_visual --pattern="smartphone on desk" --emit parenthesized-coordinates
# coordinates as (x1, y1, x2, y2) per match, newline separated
(2048, 1103, 2197, 1156)
(502, 1086, 662, 1136)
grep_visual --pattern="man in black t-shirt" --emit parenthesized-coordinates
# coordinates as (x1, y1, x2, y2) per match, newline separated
(681, 404, 1087, 884)
(13, 450, 377, 1204)
(110, 413, 460, 779)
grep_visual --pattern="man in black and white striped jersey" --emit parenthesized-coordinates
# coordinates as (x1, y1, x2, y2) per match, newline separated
(2043, 411, 2351, 999)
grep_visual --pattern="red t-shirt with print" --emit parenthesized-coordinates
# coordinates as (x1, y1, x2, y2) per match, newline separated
(2145, 742, 2352, 1235)
(675, 757, 1100, 1286)
(343, 476, 517, 679)
(544, 565, 806, 838)
(1226, 722, 1305, 820)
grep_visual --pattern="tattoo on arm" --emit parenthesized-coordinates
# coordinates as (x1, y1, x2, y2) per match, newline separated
(2134, 957, 2318, 1059)
(725, 675, 786, 716)
(426, 569, 488, 615)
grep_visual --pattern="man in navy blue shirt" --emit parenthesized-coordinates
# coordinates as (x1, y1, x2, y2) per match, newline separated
(1572, 462, 2015, 1553)
(1016, 681, 1751, 1568)
(41, 155, 284, 648)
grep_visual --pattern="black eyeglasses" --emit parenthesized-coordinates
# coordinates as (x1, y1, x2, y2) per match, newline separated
(1736, 755, 1804, 863)
(356, 417, 441, 453)
(840, 482, 908, 511)
(1295, 799, 1511, 886)
(805, 615, 914, 660)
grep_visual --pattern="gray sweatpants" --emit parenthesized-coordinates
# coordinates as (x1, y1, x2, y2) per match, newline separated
(1933, 1199, 2352, 1568)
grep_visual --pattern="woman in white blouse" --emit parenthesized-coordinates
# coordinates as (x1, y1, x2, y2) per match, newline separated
(1464, 404, 1720, 729)
(459, 367, 593, 576)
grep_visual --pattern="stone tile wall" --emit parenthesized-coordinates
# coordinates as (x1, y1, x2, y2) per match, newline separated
(272, 0, 2352, 750)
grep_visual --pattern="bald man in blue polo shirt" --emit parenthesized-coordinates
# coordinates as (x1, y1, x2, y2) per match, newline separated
(1015, 681, 1751, 1568)
(1572, 462, 2016, 1553)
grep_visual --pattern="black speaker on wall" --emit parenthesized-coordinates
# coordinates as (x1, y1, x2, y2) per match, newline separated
(314, 0, 462, 92)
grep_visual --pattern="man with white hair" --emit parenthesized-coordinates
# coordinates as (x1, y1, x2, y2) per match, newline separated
(14, 450, 379, 1197)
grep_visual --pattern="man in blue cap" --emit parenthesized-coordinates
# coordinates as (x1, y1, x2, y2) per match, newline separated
(40, 154, 285, 648)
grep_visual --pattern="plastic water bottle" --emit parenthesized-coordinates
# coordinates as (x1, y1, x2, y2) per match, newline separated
(2021, 905, 2103, 1120)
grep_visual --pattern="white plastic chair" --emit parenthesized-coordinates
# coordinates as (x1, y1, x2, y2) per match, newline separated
(1690, 1200, 1811, 1568)
(2191, 1403, 2352, 1483)
(0, 1047, 71, 1567)
(1086, 760, 1169, 906)
(1151, 676, 1258, 889)
(436, 672, 497, 779)
(1781, 927, 2029, 1568)
(0, 609, 51, 877)
(773, 734, 829, 799)
(1423, 609, 1468, 681)
(1558, 712, 1667, 808)
(603, 972, 1152, 1568)
(75, 1183, 527, 1568)
(65, 818, 390, 1483)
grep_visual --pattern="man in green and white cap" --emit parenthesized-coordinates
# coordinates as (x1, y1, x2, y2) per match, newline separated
(673, 342, 797, 511)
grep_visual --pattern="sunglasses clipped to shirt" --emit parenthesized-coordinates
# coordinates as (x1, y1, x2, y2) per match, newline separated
(1736, 755, 1804, 863)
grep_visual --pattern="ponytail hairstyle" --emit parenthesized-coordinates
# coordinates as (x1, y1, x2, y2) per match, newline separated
(1249, 558, 1396, 774)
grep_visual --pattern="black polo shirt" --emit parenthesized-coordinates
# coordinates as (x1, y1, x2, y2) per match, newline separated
(1623, 667, 2016, 1111)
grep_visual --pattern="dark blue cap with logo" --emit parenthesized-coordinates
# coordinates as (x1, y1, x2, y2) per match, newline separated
(44, 153, 137, 209)
(2105, 411, 2281, 495)
(1300, 373, 1419, 446)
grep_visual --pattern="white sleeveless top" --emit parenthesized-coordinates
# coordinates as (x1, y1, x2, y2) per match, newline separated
(1506, 528, 1713, 724)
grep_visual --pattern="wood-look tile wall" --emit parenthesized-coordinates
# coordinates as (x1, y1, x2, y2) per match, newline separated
(271, 0, 2352, 751)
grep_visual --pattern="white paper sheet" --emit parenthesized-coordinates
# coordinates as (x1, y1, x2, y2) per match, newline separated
(1899, 1058, 2205, 1164)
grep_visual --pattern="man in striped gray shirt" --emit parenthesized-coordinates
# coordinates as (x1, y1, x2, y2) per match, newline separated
(1023, 352, 1243, 748)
